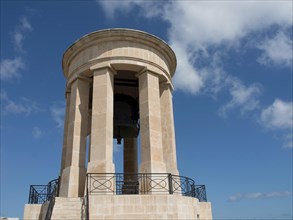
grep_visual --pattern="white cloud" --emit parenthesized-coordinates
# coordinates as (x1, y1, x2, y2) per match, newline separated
(260, 99, 293, 148)
(32, 126, 44, 139)
(282, 133, 293, 149)
(167, 1, 291, 45)
(98, 0, 134, 19)
(0, 57, 25, 81)
(166, 1, 292, 94)
(219, 77, 262, 117)
(51, 105, 65, 128)
(171, 43, 203, 94)
(1, 16, 32, 81)
(1, 92, 39, 116)
(257, 31, 293, 67)
(228, 191, 292, 202)
(261, 99, 293, 130)
(97, 0, 163, 19)
(13, 16, 33, 52)
(3, 99, 38, 116)
(97, 1, 292, 120)
(98, 1, 293, 150)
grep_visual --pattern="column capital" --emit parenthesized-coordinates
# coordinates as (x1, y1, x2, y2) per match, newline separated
(77, 75, 92, 82)
(160, 80, 174, 92)
(136, 67, 161, 79)
(66, 75, 91, 95)
(91, 64, 117, 76)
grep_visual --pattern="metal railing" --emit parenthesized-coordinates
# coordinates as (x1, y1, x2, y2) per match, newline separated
(87, 173, 207, 202)
(28, 178, 59, 204)
(195, 185, 207, 202)
(82, 176, 90, 220)
(27, 173, 207, 206)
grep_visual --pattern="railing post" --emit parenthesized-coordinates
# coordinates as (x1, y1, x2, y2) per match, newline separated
(191, 183, 195, 197)
(168, 174, 173, 195)
(56, 176, 60, 197)
(47, 181, 52, 201)
(34, 188, 38, 204)
(28, 186, 32, 203)
(202, 185, 207, 202)
(139, 173, 144, 194)
(86, 174, 89, 220)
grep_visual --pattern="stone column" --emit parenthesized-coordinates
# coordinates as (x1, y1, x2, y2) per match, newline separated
(59, 78, 90, 197)
(124, 138, 138, 182)
(87, 67, 115, 174)
(160, 82, 179, 175)
(60, 91, 71, 175)
(138, 70, 166, 173)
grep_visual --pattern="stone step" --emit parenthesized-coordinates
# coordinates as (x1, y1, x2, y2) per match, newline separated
(50, 197, 83, 220)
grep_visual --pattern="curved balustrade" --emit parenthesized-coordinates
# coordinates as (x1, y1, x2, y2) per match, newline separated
(27, 173, 207, 205)
(28, 178, 59, 204)
(87, 173, 207, 202)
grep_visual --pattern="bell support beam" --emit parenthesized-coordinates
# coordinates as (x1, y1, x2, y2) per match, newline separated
(59, 77, 90, 197)
(87, 67, 115, 174)
(124, 138, 138, 182)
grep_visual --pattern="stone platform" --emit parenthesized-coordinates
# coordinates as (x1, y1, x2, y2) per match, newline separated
(24, 195, 212, 220)
(88, 195, 212, 220)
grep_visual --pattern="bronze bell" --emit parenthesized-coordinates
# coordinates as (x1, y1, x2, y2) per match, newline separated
(114, 94, 139, 144)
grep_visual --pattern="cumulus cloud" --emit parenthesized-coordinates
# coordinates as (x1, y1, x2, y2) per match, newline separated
(257, 30, 293, 67)
(12, 16, 33, 52)
(98, 1, 292, 149)
(0, 57, 25, 81)
(32, 126, 44, 139)
(167, 1, 291, 45)
(97, 1, 292, 118)
(171, 42, 203, 94)
(260, 99, 293, 148)
(97, 0, 163, 19)
(282, 133, 293, 149)
(1, 91, 39, 116)
(261, 99, 293, 130)
(51, 105, 65, 128)
(219, 78, 262, 117)
(166, 1, 291, 94)
(98, 0, 292, 89)
(228, 191, 292, 202)
(1, 16, 32, 81)
(98, 0, 134, 19)
(3, 98, 39, 116)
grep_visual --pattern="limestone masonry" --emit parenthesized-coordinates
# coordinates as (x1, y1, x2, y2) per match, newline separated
(23, 28, 212, 220)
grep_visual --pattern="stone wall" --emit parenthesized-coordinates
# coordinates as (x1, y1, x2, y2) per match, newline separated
(89, 195, 212, 220)
(24, 195, 212, 220)
(23, 203, 48, 220)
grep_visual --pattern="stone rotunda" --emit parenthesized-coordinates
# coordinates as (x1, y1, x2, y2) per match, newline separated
(24, 28, 212, 220)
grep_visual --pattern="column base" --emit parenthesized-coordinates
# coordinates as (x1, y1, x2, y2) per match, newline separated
(87, 161, 115, 173)
(139, 162, 167, 173)
(59, 166, 86, 197)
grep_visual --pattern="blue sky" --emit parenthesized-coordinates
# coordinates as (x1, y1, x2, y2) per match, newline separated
(0, 0, 292, 219)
